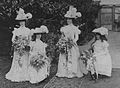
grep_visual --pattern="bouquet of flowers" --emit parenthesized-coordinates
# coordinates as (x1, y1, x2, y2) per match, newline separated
(56, 37, 74, 54)
(12, 35, 30, 56)
(81, 50, 98, 80)
(30, 54, 48, 71)
(80, 50, 93, 65)
(81, 50, 96, 67)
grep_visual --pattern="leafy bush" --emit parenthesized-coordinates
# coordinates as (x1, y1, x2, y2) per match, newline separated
(0, 0, 101, 61)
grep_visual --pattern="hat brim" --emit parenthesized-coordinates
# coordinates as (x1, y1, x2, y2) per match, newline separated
(34, 32, 47, 34)
(34, 33, 42, 34)
(65, 15, 77, 18)
(66, 17, 75, 19)
(16, 19, 26, 21)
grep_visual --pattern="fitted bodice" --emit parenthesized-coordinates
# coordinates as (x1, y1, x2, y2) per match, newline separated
(93, 40, 109, 54)
(30, 40, 47, 55)
(13, 26, 31, 37)
(60, 24, 81, 40)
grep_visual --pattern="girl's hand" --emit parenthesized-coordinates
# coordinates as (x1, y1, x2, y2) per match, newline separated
(92, 57, 96, 61)
(92, 53, 96, 57)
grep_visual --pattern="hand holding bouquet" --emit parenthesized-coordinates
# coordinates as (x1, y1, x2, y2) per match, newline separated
(56, 37, 74, 54)
(81, 50, 96, 66)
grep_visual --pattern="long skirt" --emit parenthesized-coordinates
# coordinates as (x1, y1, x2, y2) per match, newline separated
(5, 52, 29, 82)
(56, 45, 87, 78)
(95, 53, 112, 76)
(28, 64, 49, 84)
(28, 54, 50, 84)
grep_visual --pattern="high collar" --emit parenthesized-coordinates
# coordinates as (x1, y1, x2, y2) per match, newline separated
(35, 39, 42, 42)
(20, 26, 26, 28)
(68, 23, 74, 26)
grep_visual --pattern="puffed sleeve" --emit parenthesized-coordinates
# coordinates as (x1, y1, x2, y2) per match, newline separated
(12, 28, 18, 35)
(29, 41, 34, 47)
(103, 40, 109, 48)
(73, 27, 81, 42)
(102, 41, 109, 54)
(26, 27, 31, 35)
(44, 43, 48, 49)
(12, 28, 18, 42)
(75, 27, 81, 34)
(60, 27, 64, 33)
(77, 29, 81, 34)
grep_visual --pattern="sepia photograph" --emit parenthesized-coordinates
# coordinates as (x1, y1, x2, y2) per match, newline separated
(0, 0, 120, 88)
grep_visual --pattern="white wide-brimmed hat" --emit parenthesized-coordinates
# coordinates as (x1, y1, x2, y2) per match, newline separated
(64, 5, 82, 18)
(92, 27, 108, 35)
(16, 8, 32, 21)
(33, 25, 49, 34)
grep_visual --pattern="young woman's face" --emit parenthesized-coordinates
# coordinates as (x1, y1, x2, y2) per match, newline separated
(19, 21, 25, 27)
(67, 19, 73, 25)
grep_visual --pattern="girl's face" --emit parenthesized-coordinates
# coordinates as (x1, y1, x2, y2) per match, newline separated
(36, 34, 41, 39)
(19, 21, 25, 27)
(96, 34, 100, 40)
(67, 19, 73, 25)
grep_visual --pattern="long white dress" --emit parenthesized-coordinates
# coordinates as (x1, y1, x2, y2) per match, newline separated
(28, 39, 50, 83)
(56, 24, 87, 78)
(5, 26, 31, 82)
(93, 40, 112, 76)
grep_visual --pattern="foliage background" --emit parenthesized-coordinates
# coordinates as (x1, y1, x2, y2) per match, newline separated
(0, 0, 101, 62)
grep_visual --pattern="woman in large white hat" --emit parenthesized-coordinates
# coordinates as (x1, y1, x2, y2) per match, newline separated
(91, 27, 112, 77)
(5, 8, 32, 82)
(56, 6, 87, 78)
(28, 25, 50, 84)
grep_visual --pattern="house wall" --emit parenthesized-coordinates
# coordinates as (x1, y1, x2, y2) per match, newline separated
(100, 0, 120, 5)
(96, 0, 120, 31)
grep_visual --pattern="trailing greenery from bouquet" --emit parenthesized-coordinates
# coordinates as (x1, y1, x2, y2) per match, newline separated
(12, 35, 30, 56)
(0, 0, 101, 61)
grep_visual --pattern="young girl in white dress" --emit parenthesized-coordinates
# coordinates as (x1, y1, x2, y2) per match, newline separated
(5, 8, 32, 82)
(28, 25, 50, 84)
(92, 27, 112, 77)
(56, 6, 87, 78)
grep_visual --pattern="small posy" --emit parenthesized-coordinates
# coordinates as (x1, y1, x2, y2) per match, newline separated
(30, 54, 47, 71)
